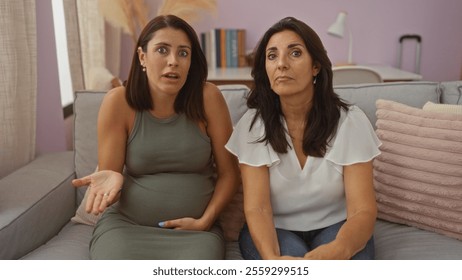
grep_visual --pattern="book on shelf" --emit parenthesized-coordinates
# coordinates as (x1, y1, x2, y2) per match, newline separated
(200, 28, 247, 69)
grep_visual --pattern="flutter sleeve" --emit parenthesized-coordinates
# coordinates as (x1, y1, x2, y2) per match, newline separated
(225, 109, 280, 167)
(325, 106, 381, 166)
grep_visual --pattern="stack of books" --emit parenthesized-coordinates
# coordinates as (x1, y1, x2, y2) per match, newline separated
(200, 28, 247, 69)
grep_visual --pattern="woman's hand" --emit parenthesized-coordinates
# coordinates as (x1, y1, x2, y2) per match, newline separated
(72, 170, 123, 215)
(158, 217, 210, 231)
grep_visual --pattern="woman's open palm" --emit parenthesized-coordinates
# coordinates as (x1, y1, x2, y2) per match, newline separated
(72, 170, 123, 215)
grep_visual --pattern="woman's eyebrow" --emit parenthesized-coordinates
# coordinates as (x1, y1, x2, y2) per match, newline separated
(287, 43, 304, 48)
(266, 43, 304, 52)
(154, 42, 171, 47)
(153, 42, 191, 49)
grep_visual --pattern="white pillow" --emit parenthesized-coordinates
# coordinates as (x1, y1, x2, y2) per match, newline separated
(422, 101, 462, 115)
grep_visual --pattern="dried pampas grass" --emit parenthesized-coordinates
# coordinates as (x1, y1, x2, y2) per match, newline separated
(98, 0, 148, 43)
(157, 0, 217, 23)
(98, 0, 216, 42)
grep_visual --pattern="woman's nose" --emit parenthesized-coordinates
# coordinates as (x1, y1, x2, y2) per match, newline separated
(168, 54, 179, 67)
(277, 54, 289, 70)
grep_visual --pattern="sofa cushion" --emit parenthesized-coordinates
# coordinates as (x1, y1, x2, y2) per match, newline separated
(439, 81, 462, 105)
(73, 91, 105, 205)
(374, 219, 462, 259)
(334, 81, 439, 128)
(216, 84, 248, 241)
(373, 99, 462, 241)
(0, 152, 75, 259)
(217, 84, 249, 126)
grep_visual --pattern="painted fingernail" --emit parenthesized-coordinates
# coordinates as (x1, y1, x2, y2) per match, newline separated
(158, 221, 165, 227)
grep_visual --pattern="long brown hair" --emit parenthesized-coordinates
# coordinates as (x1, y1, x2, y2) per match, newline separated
(124, 15, 208, 122)
(248, 16, 349, 157)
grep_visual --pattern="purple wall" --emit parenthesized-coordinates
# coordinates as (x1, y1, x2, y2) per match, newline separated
(120, 0, 462, 82)
(35, 0, 462, 155)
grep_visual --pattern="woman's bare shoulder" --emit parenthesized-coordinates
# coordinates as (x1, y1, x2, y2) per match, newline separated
(103, 86, 125, 102)
(202, 82, 233, 129)
(98, 86, 136, 134)
(99, 86, 135, 124)
(203, 82, 222, 99)
(101, 86, 131, 110)
(203, 82, 228, 108)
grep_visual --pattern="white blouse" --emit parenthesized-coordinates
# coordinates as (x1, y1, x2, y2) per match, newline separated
(225, 106, 381, 231)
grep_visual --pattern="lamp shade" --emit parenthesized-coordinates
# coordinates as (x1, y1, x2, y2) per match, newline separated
(327, 11, 353, 64)
(328, 11, 347, 38)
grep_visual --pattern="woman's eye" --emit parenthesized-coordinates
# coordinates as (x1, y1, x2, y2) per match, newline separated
(267, 53, 276, 60)
(291, 50, 301, 57)
(157, 47, 168, 54)
(179, 50, 189, 57)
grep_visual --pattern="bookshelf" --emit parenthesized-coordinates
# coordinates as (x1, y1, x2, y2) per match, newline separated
(201, 28, 247, 69)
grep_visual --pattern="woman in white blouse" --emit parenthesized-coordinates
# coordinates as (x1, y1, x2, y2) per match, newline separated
(226, 17, 381, 260)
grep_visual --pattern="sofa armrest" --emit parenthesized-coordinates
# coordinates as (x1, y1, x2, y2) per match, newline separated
(0, 151, 76, 259)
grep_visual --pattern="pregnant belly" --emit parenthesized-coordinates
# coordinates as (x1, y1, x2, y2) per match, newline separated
(117, 173, 214, 226)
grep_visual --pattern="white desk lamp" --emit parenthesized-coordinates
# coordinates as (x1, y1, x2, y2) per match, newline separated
(328, 11, 353, 65)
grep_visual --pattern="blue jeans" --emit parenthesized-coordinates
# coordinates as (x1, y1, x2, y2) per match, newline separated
(239, 220, 375, 260)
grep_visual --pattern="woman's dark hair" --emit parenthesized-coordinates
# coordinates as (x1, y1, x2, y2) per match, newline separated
(125, 15, 208, 122)
(248, 16, 349, 157)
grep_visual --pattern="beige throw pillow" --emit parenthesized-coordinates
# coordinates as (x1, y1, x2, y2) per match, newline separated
(374, 99, 462, 240)
(71, 186, 102, 226)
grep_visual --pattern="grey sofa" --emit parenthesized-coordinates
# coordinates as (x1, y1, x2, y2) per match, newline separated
(1, 81, 462, 260)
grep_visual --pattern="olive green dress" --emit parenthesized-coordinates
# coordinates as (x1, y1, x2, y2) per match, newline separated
(90, 111, 224, 259)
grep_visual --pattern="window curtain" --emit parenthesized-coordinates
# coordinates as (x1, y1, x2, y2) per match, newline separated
(0, 0, 37, 178)
(63, 0, 121, 92)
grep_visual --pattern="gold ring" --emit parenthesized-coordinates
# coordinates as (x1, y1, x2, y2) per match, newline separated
(103, 193, 109, 197)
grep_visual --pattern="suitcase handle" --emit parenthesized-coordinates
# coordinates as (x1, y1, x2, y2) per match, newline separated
(398, 34, 422, 74)
(399, 34, 422, 43)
